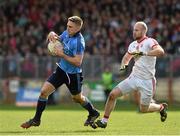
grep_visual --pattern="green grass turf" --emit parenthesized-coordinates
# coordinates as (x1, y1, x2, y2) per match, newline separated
(0, 102, 180, 135)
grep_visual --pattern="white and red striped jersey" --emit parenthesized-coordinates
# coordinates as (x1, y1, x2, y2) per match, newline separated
(128, 36, 159, 79)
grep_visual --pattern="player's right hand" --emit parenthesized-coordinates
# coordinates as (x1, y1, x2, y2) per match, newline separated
(47, 31, 59, 42)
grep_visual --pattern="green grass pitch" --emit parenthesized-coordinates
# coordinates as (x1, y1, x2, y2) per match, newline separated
(0, 102, 180, 135)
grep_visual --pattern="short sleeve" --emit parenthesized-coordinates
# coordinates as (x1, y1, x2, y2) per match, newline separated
(149, 38, 159, 49)
(59, 30, 67, 42)
(128, 42, 136, 54)
(72, 37, 85, 55)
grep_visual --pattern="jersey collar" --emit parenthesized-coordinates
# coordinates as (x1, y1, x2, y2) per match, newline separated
(69, 31, 80, 37)
(137, 36, 148, 43)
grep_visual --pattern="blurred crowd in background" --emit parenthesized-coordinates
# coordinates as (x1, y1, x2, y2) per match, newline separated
(0, 0, 179, 60)
(0, 0, 180, 105)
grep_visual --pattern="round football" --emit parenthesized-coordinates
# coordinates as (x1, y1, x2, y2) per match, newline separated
(48, 40, 63, 56)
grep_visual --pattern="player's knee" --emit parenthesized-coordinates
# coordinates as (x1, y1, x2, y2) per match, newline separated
(40, 90, 49, 98)
(72, 97, 82, 103)
(108, 88, 122, 100)
(108, 92, 117, 101)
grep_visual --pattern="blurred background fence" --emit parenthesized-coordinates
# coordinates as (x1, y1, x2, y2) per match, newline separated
(1, 55, 180, 80)
(0, 55, 180, 105)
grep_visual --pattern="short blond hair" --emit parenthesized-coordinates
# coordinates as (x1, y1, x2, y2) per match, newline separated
(136, 21, 148, 34)
(68, 16, 83, 29)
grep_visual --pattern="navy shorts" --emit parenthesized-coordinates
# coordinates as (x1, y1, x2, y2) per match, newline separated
(47, 66, 83, 95)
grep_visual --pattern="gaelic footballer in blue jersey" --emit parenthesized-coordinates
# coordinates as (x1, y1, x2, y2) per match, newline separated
(21, 16, 100, 129)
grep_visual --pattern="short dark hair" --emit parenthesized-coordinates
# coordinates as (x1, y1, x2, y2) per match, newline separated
(68, 16, 83, 28)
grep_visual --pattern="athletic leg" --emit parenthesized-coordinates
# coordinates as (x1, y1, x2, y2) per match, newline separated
(72, 93, 100, 126)
(93, 87, 122, 128)
(21, 81, 55, 129)
(139, 78, 168, 122)
(66, 72, 100, 126)
(21, 67, 65, 129)
(104, 87, 122, 120)
(94, 75, 138, 129)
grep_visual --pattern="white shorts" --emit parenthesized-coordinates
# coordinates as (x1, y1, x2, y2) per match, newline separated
(116, 74, 156, 105)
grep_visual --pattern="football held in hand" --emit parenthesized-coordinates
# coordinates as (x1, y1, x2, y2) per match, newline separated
(48, 40, 63, 56)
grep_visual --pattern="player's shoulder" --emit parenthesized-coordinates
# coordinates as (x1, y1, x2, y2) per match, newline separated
(61, 30, 67, 35)
(77, 33, 85, 43)
(76, 32, 84, 39)
(129, 40, 136, 47)
(145, 37, 159, 48)
(146, 37, 159, 47)
(72, 32, 83, 40)
(72, 32, 85, 47)
(60, 30, 68, 38)
(145, 37, 157, 43)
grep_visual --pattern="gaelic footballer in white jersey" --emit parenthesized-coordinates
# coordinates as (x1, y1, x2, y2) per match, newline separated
(128, 36, 159, 79)
(93, 21, 167, 129)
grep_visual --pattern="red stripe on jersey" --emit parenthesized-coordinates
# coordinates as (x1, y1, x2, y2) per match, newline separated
(150, 38, 159, 49)
(137, 36, 148, 43)
(152, 44, 158, 49)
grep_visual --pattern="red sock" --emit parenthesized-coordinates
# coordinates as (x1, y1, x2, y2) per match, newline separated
(103, 115, 109, 119)
(160, 104, 164, 111)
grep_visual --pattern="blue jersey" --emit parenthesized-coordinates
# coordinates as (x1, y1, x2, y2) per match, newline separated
(57, 30, 85, 74)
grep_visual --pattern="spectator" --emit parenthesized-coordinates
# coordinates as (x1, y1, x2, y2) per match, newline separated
(101, 66, 114, 103)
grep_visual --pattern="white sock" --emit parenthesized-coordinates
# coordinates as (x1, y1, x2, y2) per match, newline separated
(102, 117, 108, 123)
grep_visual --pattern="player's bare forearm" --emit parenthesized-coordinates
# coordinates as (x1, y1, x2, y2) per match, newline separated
(119, 52, 133, 70)
(121, 52, 133, 66)
(53, 45, 82, 67)
(61, 54, 83, 67)
(147, 45, 165, 57)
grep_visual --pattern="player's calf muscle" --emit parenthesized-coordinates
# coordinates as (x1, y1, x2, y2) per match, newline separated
(72, 96, 84, 104)
(139, 105, 149, 113)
